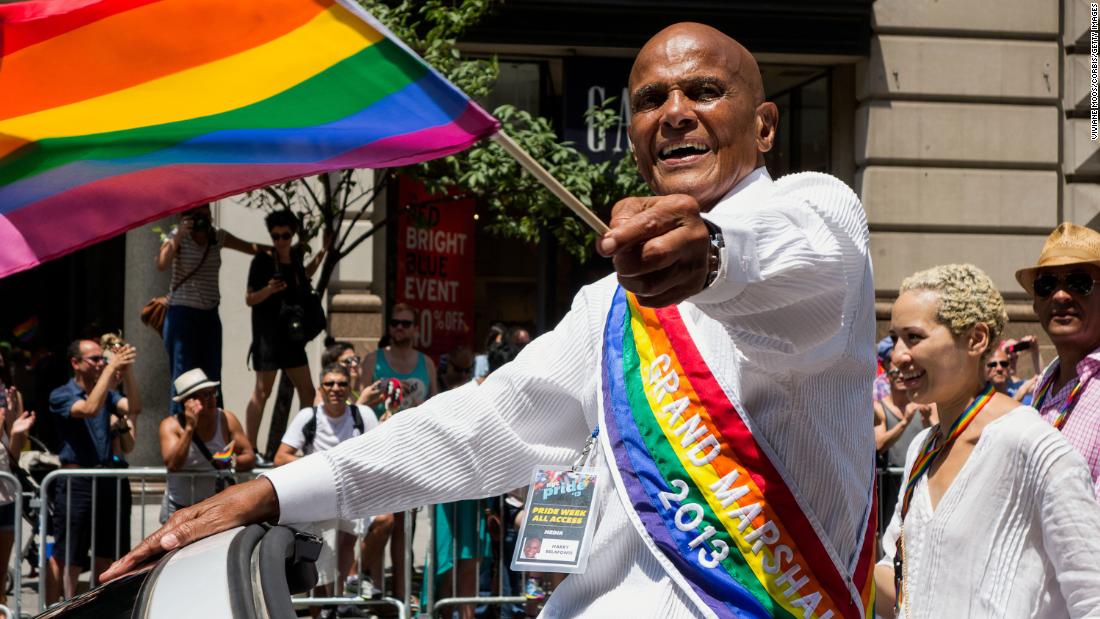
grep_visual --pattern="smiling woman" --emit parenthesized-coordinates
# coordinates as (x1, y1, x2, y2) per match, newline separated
(874, 263, 1100, 618)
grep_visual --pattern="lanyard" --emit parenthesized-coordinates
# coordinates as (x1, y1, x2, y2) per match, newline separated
(895, 382, 995, 611)
(1033, 361, 1092, 431)
(572, 427, 600, 472)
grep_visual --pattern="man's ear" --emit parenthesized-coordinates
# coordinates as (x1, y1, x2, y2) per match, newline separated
(755, 102, 778, 154)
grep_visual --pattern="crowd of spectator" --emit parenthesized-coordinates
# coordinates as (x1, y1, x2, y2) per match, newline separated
(0, 204, 544, 615)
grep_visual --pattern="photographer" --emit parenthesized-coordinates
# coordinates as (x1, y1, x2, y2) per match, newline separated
(155, 203, 264, 414)
(158, 368, 254, 523)
(244, 210, 326, 459)
(47, 339, 141, 603)
(997, 336, 1043, 403)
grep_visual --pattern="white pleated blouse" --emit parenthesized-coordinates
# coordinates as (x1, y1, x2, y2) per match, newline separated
(879, 407, 1100, 618)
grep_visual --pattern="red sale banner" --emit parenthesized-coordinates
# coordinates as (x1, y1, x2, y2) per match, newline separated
(395, 177, 476, 362)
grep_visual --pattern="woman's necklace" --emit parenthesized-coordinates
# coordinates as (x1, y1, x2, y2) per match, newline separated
(894, 382, 996, 613)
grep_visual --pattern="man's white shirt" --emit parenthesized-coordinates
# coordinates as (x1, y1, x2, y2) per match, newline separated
(280, 404, 378, 456)
(264, 167, 876, 617)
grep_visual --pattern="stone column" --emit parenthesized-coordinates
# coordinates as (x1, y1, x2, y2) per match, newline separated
(860, 0, 1063, 360)
(122, 221, 174, 466)
(1063, 0, 1100, 225)
(329, 292, 384, 356)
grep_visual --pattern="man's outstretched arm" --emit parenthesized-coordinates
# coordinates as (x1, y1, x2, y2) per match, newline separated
(103, 284, 600, 581)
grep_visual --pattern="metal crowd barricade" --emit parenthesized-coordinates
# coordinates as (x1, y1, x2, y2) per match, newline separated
(426, 495, 525, 619)
(35, 468, 536, 619)
(36, 467, 257, 613)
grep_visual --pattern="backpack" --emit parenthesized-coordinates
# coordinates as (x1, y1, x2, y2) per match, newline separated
(302, 405, 365, 453)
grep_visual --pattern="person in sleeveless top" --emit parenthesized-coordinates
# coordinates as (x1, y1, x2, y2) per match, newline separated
(362, 302, 437, 420)
(874, 264, 1100, 617)
(158, 369, 254, 523)
(155, 203, 264, 414)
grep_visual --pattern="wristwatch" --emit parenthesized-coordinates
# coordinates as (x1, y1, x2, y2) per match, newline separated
(702, 219, 724, 290)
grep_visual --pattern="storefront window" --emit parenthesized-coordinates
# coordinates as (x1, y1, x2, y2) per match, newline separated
(762, 67, 830, 177)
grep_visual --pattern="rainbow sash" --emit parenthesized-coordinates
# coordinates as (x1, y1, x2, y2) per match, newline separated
(600, 287, 875, 618)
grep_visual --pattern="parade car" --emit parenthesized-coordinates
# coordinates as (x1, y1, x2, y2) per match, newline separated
(35, 525, 321, 619)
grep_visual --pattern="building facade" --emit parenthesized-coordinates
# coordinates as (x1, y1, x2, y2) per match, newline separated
(2, 0, 1098, 463)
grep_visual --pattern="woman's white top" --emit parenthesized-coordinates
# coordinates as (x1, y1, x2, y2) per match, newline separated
(879, 406, 1100, 618)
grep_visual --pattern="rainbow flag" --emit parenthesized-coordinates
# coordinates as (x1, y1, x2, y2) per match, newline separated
(11, 316, 38, 344)
(0, 0, 500, 278)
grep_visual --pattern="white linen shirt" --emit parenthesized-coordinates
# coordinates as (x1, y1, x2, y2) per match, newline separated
(264, 167, 877, 618)
(878, 407, 1100, 618)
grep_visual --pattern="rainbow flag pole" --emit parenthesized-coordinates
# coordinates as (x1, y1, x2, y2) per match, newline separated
(0, 0, 607, 279)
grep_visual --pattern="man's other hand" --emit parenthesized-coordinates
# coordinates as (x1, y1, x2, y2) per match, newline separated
(596, 194, 712, 307)
(101, 477, 280, 582)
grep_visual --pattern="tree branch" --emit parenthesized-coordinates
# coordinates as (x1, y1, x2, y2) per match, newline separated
(263, 186, 290, 210)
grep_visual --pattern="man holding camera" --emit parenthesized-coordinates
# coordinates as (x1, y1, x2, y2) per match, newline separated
(155, 203, 264, 414)
(1016, 222, 1100, 497)
(47, 338, 142, 602)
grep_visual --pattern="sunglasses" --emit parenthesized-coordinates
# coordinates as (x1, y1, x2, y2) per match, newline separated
(390, 319, 414, 328)
(341, 356, 361, 367)
(322, 380, 350, 388)
(986, 360, 1010, 369)
(270, 231, 294, 241)
(82, 355, 107, 364)
(1034, 271, 1097, 298)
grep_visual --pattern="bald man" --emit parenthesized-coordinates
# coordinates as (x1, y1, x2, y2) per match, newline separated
(107, 23, 876, 618)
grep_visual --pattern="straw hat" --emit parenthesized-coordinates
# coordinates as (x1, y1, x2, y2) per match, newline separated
(172, 368, 220, 402)
(1015, 223, 1100, 296)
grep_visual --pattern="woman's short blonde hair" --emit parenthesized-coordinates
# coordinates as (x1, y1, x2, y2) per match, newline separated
(899, 263, 1007, 356)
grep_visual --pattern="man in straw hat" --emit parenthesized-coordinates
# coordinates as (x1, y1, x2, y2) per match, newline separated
(1015, 222, 1100, 497)
(158, 368, 254, 522)
(108, 23, 877, 617)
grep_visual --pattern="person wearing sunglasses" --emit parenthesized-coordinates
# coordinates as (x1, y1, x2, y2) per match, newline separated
(874, 263, 1100, 617)
(362, 303, 438, 420)
(155, 203, 267, 416)
(985, 340, 1041, 405)
(1016, 222, 1100, 497)
(244, 209, 328, 459)
(47, 338, 142, 603)
(275, 363, 381, 618)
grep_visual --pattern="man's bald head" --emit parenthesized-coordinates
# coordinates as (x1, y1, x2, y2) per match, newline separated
(626, 23, 777, 210)
(630, 23, 764, 106)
